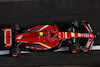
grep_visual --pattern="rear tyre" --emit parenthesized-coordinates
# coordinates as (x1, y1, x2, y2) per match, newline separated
(11, 24, 21, 48)
(10, 24, 20, 31)
(11, 24, 20, 34)
(10, 24, 21, 57)
(10, 47, 21, 57)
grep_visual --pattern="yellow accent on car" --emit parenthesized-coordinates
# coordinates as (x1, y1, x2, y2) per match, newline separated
(65, 32, 68, 38)
(76, 43, 80, 45)
(34, 42, 52, 49)
(72, 22, 74, 24)
(73, 44, 76, 46)
(38, 25, 49, 31)
(39, 32, 43, 36)
(78, 33, 81, 37)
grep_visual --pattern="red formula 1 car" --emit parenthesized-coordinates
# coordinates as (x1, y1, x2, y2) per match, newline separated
(0, 20, 98, 57)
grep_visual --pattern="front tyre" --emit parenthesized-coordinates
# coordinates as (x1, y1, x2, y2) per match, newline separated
(67, 21, 79, 45)
(67, 21, 80, 53)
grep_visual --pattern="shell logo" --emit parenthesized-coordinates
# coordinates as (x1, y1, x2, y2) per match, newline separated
(78, 33, 81, 37)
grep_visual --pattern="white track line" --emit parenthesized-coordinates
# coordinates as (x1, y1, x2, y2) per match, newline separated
(92, 45, 100, 50)
(0, 45, 100, 55)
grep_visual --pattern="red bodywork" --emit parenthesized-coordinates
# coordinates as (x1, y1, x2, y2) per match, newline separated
(4, 28, 12, 47)
(13, 23, 95, 51)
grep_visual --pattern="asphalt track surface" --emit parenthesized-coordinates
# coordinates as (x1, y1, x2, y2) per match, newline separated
(0, 0, 100, 67)
(0, 51, 100, 67)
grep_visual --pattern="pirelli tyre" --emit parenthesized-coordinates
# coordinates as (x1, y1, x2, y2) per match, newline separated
(69, 43, 80, 53)
(10, 24, 20, 31)
(67, 21, 80, 53)
(67, 20, 79, 27)
(10, 24, 20, 35)
(67, 21, 79, 44)
(10, 47, 21, 57)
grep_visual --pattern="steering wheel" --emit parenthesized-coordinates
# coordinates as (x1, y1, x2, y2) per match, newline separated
(44, 30, 55, 40)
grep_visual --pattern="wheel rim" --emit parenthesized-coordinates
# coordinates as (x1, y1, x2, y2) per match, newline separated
(11, 53, 18, 57)
(72, 51, 77, 53)
(70, 49, 78, 53)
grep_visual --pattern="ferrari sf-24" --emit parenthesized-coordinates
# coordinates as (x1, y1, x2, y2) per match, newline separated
(0, 20, 99, 57)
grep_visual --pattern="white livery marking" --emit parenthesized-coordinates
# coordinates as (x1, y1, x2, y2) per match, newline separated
(58, 32, 61, 38)
(16, 35, 23, 39)
(87, 23, 93, 32)
(34, 42, 51, 49)
(71, 33, 75, 37)
(38, 25, 49, 31)
(26, 46, 29, 48)
(65, 32, 68, 38)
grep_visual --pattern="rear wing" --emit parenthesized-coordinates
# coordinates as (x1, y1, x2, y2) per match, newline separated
(3, 28, 12, 47)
